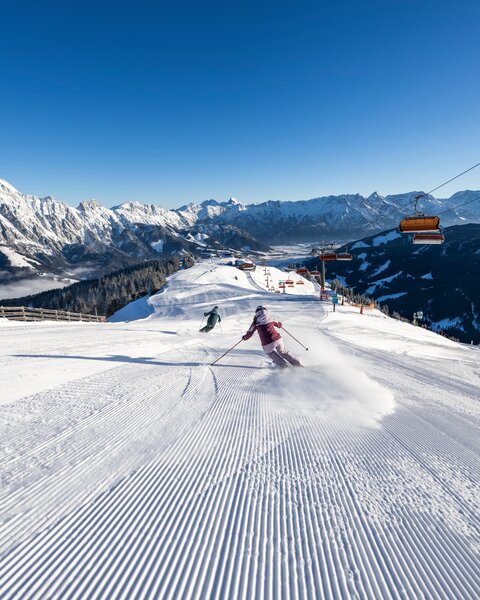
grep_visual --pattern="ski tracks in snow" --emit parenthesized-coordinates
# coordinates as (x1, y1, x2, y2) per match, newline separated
(1, 334, 479, 599)
(0, 346, 215, 556)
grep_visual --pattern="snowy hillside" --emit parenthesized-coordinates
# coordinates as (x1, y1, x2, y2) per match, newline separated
(0, 260, 479, 599)
(315, 223, 480, 344)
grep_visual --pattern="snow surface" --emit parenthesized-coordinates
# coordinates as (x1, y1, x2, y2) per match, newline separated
(150, 239, 164, 252)
(0, 260, 479, 599)
(371, 230, 401, 246)
(375, 291, 408, 302)
(370, 259, 391, 277)
(0, 245, 36, 269)
(365, 271, 403, 295)
(430, 316, 464, 331)
(350, 240, 369, 250)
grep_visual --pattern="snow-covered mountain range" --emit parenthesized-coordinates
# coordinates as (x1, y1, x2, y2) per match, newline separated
(1, 177, 480, 279)
(187, 190, 480, 243)
(0, 179, 266, 279)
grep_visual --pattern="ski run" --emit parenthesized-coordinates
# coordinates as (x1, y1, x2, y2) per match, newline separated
(0, 260, 479, 600)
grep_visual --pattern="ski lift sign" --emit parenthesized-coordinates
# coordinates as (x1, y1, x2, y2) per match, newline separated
(332, 293, 338, 304)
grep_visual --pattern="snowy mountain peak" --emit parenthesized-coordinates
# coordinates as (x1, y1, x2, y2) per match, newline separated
(0, 178, 22, 196)
(113, 201, 151, 211)
(200, 199, 220, 208)
(78, 199, 102, 210)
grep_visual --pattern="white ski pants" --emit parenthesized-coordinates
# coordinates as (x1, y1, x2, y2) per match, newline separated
(262, 339, 302, 367)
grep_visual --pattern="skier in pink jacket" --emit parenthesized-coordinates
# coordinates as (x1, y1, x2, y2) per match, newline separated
(242, 306, 302, 368)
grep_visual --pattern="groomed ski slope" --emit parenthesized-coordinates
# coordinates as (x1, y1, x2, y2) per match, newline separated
(0, 261, 479, 599)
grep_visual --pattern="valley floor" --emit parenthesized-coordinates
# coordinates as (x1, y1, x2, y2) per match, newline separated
(0, 262, 479, 599)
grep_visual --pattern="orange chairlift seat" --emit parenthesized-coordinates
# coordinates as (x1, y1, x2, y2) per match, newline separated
(310, 270, 320, 276)
(399, 194, 442, 233)
(319, 251, 337, 261)
(399, 216, 440, 233)
(296, 280, 305, 285)
(285, 279, 294, 284)
(296, 267, 308, 274)
(412, 232, 445, 245)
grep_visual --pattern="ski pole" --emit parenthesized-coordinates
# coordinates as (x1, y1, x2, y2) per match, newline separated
(219, 321, 223, 333)
(211, 339, 243, 366)
(199, 315, 205, 331)
(281, 326, 308, 351)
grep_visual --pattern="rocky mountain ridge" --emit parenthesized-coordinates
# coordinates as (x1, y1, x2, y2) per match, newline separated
(1, 178, 480, 280)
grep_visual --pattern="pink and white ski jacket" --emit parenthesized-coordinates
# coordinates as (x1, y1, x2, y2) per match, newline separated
(242, 309, 282, 348)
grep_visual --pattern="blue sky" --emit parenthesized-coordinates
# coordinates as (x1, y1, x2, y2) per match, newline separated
(1, 0, 479, 208)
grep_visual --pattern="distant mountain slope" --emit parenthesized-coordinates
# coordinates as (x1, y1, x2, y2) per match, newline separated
(1, 177, 480, 280)
(176, 190, 480, 243)
(0, 180, 267, 279)
(308, 224, 480, 343)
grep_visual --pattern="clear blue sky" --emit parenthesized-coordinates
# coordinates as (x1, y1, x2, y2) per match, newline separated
(1, 0, 479, 208)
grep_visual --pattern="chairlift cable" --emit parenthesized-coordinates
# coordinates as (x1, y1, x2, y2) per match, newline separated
(424, 160, 480, 196)
(364, 160, 480, 225)
(437, 193, 480, 217)
(308, 159, 480, 254)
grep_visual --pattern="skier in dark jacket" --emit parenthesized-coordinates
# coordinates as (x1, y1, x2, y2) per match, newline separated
(242, 306, 302, 367)
(200, 306, 221, 333)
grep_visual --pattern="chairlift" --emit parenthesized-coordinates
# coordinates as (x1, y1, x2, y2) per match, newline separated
(310, 270, 320, 276)
(399, 194, 441, 233)
(296, 281, 305, 285)
(336, 252, 352, 261)
(412, 232, 445, 245)
(319, 251, 336, 261)
(296, 267, 308, 274)
(285, 280, 294, 284)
